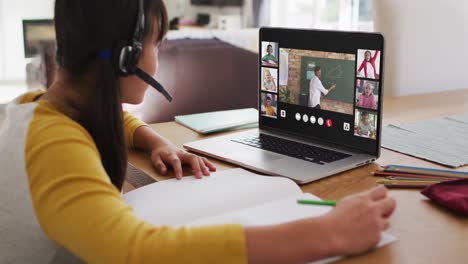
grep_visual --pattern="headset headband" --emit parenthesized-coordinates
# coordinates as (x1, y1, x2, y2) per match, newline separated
(124, 0, 173, 102)
(134, 0, 145, 47)
(98, 0, 172, 102)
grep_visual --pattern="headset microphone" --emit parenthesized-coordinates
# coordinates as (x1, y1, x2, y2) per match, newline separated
(135, 67, 172, 101)
(115, 0, 173, 102)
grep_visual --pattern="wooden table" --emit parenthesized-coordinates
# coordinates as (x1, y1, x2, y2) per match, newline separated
(126, 89, 468, 264)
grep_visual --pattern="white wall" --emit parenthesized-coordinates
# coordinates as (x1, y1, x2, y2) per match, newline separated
(374, 0, 468, 96)
(0, 0, 55, 81)
(0, 0, 4, 80)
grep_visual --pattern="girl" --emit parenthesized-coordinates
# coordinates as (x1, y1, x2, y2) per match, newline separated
(357, 50, 380, 79)
(262, 95, 277, 116)
(262, 69, 277, 92)
(357, 82, 378, 110)
(0, 1, 395, 263)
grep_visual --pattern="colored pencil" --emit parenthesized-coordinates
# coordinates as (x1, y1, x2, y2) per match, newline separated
(385, 176, 452, 182)
(377, 179, 441, 185)
(384, 165, 468, 178)
(372, 171, 464, 180)
(382, 183, 430, 189)
(297, 199, 336, 206)
(383, 170, 467, 179)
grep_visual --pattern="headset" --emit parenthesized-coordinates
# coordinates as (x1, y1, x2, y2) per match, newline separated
(116, 0, 173, 102)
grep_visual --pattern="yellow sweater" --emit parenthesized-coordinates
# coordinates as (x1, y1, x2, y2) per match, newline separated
(0, 90, 246, 263)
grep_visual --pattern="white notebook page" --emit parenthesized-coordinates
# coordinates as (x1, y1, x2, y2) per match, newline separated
(123, 168, 302, 225)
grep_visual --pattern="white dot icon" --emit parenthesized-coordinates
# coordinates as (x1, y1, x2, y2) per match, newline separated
(303, 114, 309, 122)
(310, 116, 317, 124)
(295, 113, 301, 121)
(318, 117, 324, 126)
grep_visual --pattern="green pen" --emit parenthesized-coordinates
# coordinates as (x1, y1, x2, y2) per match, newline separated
(297, 199, 337, 206)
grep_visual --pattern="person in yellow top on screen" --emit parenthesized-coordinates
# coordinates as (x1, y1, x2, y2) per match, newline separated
(309, 66, 337, 109)
(263, 95, 277, 116)
(0, 0, 396, 263)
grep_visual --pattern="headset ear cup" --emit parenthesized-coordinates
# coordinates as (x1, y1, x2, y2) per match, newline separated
(113, 44, 126, 76)
(117, 45, 142, 76)
(119, 46, 130, 76)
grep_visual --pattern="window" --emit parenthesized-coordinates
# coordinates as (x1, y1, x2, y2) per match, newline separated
(268, 0, 373, 31)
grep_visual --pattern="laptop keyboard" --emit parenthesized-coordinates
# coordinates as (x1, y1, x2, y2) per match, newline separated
(232, 134, 351, 165)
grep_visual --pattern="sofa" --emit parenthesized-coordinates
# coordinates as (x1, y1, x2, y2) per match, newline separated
(128, 38, 259, 123)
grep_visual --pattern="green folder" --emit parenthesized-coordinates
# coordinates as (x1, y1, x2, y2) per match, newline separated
(175, 108, 258, 134)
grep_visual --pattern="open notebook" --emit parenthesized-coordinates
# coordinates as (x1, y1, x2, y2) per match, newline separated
(123, 168, 396, 263)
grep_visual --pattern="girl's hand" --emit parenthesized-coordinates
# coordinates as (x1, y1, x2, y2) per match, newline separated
(244, 186, 396, 263)
(323, 186, 396, 256)
(149, 141, 216, 180)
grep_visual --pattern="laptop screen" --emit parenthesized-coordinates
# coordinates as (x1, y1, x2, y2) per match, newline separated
(259, 28, 384, 156)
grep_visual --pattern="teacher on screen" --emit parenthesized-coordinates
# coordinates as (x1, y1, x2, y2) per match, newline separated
(309, 66, 337, 109)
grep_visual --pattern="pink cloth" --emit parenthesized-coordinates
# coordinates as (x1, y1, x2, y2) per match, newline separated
(421, 179, 468, 216)
(358, 94, 376, 109)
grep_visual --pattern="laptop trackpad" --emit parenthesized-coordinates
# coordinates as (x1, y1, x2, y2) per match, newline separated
(231, 151, 283, 163)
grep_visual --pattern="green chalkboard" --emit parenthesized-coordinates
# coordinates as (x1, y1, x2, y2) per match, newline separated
(300, 56, 355, 106)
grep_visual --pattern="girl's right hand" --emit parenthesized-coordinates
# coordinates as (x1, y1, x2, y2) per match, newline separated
(323, 186, 396, 256)
(244, 186, 396, 264)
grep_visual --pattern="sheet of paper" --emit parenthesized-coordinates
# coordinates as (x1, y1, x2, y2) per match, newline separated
(447, 114, 468, 124)
(382, 114, 468, 167)
(123, 168, 302, 226)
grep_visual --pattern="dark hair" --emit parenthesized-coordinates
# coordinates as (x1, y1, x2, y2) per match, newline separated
(54, 0, 168, 189)
(365, 51, 372, 61)
(266, 96, 271, 101)
(314, 66, 321, 73)
(361, 112, 369, 117)
(267, 44, 273, 50)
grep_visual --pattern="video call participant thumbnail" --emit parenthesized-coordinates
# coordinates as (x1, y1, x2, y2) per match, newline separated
(261, 42, 278, 67)
(261, 68, 278, 92)
(354, 110, 377, 139)
(356, 80, 378, 110)
(261, 93, 278, 118)
(357, 50, 380, 79)
(309, 66, 337, 109)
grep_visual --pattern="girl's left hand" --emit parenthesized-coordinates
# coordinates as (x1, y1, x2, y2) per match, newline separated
(149, 141, 216, 180)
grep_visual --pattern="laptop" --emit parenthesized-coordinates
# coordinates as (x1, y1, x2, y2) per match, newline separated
(184, 27, 385, 184)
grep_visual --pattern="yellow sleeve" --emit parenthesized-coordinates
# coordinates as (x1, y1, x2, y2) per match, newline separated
(123, 111, 147, 149)
(25, 107, 247, 264)
(18, 89, 46, 104)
